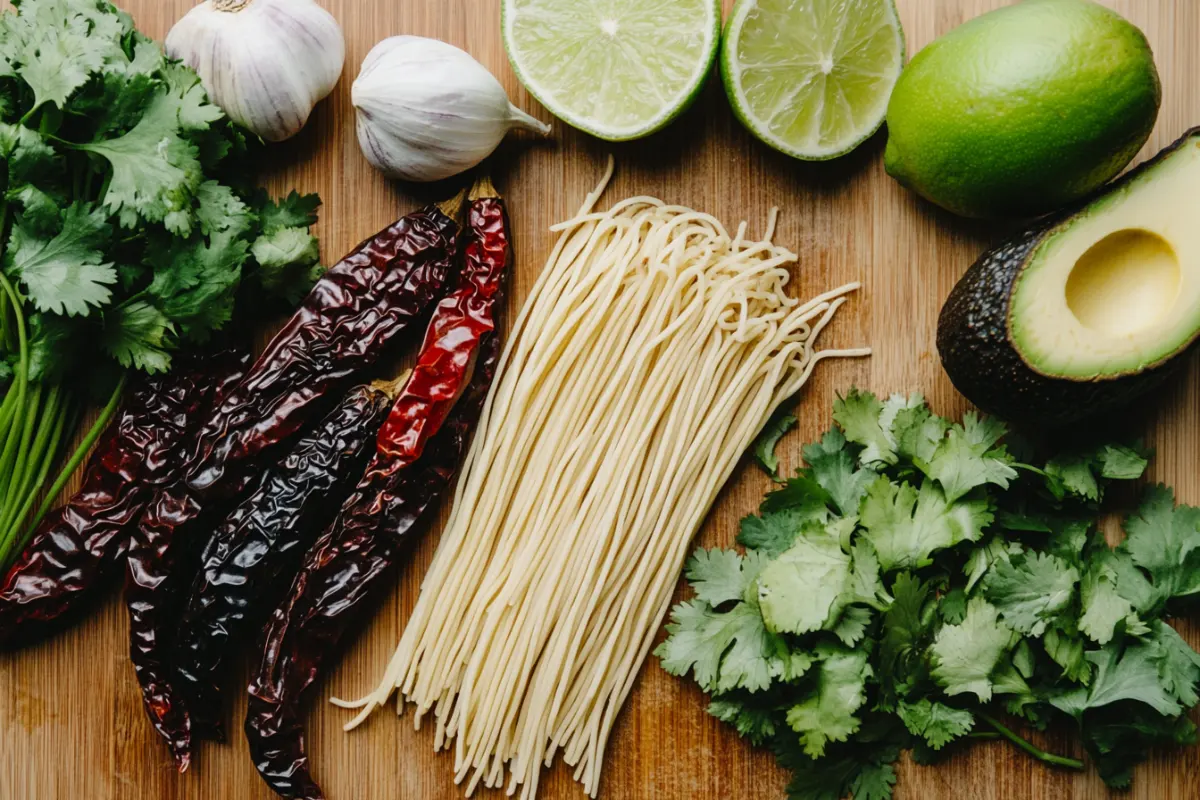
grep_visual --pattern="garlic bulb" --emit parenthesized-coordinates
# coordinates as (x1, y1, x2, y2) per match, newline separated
(352, 36, 551, 183)
(166, 0, 345, 142)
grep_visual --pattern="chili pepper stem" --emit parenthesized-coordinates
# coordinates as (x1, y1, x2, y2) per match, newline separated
(468, 173, 498, 201)
(370, 369, 412, 400)
(435, 188, 468, 220)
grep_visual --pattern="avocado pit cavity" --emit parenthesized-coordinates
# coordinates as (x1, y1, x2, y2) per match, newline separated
(1065, 229, 1180, 338)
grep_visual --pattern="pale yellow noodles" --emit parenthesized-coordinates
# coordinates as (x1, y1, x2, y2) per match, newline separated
(332, 158, 870, 799)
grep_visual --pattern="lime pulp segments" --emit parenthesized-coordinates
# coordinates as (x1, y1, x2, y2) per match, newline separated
(502, 0, 721, 141)
(722, 0, 905, 160)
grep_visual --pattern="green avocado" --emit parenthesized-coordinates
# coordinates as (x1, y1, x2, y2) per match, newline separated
(937, 129, 1200, 425)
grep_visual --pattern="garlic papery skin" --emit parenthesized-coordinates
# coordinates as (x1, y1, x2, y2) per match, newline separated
(166, 0, 346, 142)
(352, 36, 551, 183)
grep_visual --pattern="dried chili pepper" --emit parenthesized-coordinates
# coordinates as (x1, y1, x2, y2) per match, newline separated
(245, 182, 511, 800)
(174, 378, 404, 739)
(375, 178, 507, 466)
(186, 200, 464, 497)
(126, 203, 463, 770)
(246, 335, 500, 800)
(0, 347, 249, 650)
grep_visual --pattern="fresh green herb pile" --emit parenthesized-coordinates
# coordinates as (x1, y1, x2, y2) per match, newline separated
(656, 389, 1200, 799)
(0, 0, 324, 568)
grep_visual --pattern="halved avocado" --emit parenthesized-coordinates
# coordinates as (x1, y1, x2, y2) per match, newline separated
(938, 128, 1200, 425)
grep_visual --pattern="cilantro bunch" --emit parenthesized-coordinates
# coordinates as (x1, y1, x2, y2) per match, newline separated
(0, 0, 325, 568)
(657, 389, 1200, 799)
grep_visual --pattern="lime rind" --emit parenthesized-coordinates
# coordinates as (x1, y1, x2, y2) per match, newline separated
(502, 0, 721, 142)
(722, 0, 906, 161)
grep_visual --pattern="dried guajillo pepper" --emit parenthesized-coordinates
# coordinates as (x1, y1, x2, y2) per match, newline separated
(186, 200, 464, 497)
(125, 202, 464, 770)
(376, 177, 508, 466)
(0, 347, 250, 650)
(246, 335, 500, 800)
(245, 181, 511, 800)
(174, 378, 405, 739)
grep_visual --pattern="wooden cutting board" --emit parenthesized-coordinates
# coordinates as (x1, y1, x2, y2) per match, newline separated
(3, 1, 1199, 798)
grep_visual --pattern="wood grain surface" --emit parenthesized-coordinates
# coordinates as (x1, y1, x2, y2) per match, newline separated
(3, 1, 1199, 798)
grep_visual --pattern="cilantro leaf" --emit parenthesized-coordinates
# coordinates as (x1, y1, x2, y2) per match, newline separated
(1083, 708, 1197, 789)
(8, 184, 62, 233)
(196, 180, 252, 238)
(964, 535, 1022, 593)
(738, 509, 809, 558)
(785, 644, 871, 757)
(930, 597, 1017, 701)
(656, 597, 810, 694)
(1079, 553, 1142, 645)
(830, 605, 874, 647)
(757, 528, 852, 636)
(890, 402, 948, 464)
(802, 428, 874, 515)
(0, 121, 57, 186)
(708, 695, 780, 745)
(918, 413, 1017, 503)
(1146, 620, 1200, 708)
(849, 761, 897, 800)
(983, 552, 1079, 636)
(859, 476, 991, 571)
(1044, 444, 1149, 503)
(833, 388, 904, 466)
(877, 572, 933, 707)
(753, 409, 797, 479)
(257, 189, 322, 233)
(1043, 625, 1090, 684)
(1050, 640, 1183, 718)
(1116, 485, 1200, 611)
(101, 300, 172, 373)
(78, 89, 202, 234)
(774, 734, 900, 800)
(250, 227, 323, 304)
(161, 61, 223, 132)
(896, 699, 974, 750)
(7, 0, 124, 112)
(684, 548, 764, 607)
(5, 203, 115, 316)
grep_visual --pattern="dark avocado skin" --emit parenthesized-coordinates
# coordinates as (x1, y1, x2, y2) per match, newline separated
(937, 128, 1200, 427)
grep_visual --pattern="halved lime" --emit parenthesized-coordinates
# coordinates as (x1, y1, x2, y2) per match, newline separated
(502, 0, 721, 142)
(722, 0, 905, 160)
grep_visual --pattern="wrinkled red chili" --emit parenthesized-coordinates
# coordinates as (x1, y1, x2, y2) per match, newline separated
(375, 181, 508, 467)
(125, 206, 462, 771)
(245, 185, 510, 800)
(174, 380, 401, 740)
(186, 203, 463, 497)
(0, 347, 249, 650)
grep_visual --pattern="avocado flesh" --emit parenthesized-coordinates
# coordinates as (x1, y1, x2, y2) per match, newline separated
(1010, 139, 1200, 378)
(937, 128, 1200, 425)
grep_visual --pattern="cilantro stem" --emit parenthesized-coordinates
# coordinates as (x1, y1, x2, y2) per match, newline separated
(0, 269, 29, 474)
(0, 387, 70, 560)
(23, 376, 125, 540)
(19, 101, 44, 128)
(2, 381, 42, 513)
(978, 712, 1084, 770)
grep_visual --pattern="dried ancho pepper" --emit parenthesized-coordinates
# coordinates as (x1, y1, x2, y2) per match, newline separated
(186, 202, 465, 497)
(174, 379, 404, 739)
(245, 180, 511, 800)
(125, 205, 463, 771)
(0, 347, 249, 650)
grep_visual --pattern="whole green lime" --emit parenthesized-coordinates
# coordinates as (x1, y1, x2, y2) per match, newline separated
(884, 0, 1161, 219)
